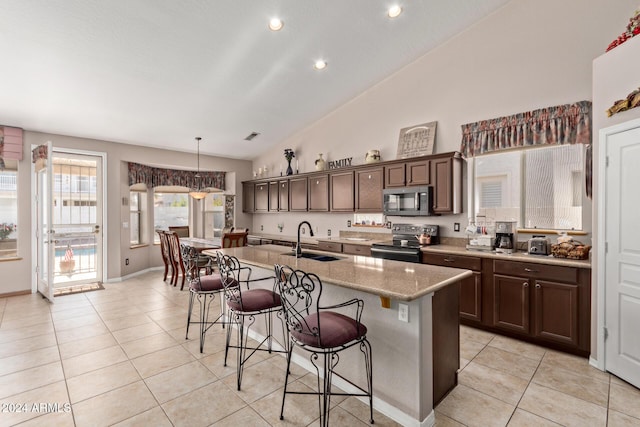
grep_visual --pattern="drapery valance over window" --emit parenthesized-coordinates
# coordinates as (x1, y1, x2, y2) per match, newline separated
(128, 162, 225, 190)
(460, 101, 592, 158)
(0, 126, 24, 170)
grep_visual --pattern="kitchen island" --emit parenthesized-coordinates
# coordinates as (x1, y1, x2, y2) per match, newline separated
(203, 244, 472, 427)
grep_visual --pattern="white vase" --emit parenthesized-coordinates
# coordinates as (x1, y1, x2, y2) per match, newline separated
(315, 154, 326, 171)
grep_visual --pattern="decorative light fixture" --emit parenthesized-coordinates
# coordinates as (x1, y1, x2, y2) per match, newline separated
(269, 18, 284, 31)
(313, 59, 327, 70)
(189, 137, 209, 200)
(388, 5, 402, 18)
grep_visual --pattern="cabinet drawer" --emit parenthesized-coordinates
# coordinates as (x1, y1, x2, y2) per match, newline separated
(342, 244, 371, 256)
(318, 241, 342, 253)
(494, 260, 577, 283)
(423, 253, 482, 271)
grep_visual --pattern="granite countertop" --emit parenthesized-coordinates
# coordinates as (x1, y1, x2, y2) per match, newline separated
(315, 236, 392, 246)
(422, 244, 592, 269)
(247, 233, 319, 245)
(204, 244, 472, 302)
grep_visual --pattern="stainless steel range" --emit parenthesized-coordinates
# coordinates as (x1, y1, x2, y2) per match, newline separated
(371, 223, 439, 263)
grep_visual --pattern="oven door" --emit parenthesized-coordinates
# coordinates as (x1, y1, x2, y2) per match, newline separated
(370, 245, 422, 263)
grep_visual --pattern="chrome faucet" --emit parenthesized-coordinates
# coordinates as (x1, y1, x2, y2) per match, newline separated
(296, 221, 314, 257)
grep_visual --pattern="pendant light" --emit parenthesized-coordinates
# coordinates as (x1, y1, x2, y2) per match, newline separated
(189, 137, 209, 200)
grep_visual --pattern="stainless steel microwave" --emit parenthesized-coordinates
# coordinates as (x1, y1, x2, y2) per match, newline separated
(383, 186, 433, 216)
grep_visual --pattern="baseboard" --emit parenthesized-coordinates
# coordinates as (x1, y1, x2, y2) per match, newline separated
(0, 289, 31, 298)
(589, 355, 604, 371)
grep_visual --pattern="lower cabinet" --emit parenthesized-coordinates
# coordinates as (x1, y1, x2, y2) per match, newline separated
(317, 241, 371, 257)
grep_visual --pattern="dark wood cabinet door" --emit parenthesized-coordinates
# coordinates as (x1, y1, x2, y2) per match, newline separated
(533, 280, 579, 347)
(289, 177, 308, 211)
(278, 180, 289, 212)
(385, 163, 406, 187)
(330, 171, 355, 212)
(242, 182, 254, 213)
(493, 274, 530, 334)
(308, 174, 329, 211)
(268, 182, 279, 212)
(406, 160, 431, 186)
(460, 272, 483, 323)
(432, 157, 453, 213)
(254, 182, 269, 212)
(355, 167, 383, 212)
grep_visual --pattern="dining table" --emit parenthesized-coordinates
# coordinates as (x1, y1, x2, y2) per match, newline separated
(179, 237, 221, 253)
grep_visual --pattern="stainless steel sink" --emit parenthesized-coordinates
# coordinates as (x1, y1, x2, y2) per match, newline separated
(281, 252, 344, 262)
(343, 237, 370, 241)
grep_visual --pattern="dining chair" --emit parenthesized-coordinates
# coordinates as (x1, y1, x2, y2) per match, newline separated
(274, 264, 374, 426)
(157, 230, 171, 282)
(221, 231, 249, 248)
(168, 225, 190, 238)
(217, 252, 288, 390)
(166, 231, 187, 289)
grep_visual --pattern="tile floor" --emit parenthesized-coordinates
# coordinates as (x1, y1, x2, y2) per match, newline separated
(0, 271, 638, 427)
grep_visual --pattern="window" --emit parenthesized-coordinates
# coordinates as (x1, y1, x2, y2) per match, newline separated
(130, 188, 146, 245)
(0, 159, 18, 258)
(474, 144, 585, 230)
(202, 193, 226, 238)
(154, 191, 189, 243)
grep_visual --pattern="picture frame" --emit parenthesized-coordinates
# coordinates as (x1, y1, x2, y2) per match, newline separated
(396, 121, 437, 159)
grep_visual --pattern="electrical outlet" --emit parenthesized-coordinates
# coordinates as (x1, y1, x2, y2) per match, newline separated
(454, 222, 460, 232)
(398, 303, 409, 322)
(327, 229, 332, 237)
(347, 220, 352, 227)
(125, 258, 129, 265)
(261, 225, 263, 231)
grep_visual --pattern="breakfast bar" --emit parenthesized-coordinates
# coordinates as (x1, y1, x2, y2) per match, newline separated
(204, 244, 472, 427)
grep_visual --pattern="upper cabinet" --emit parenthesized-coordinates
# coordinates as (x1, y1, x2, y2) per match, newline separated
(330, 171, 355, 212)
(278, 180, 289, 212)
(431, 154, 462, 214)
(268, 181, 279, 212)
(308, 173, 329, 212)
(356, 167, 384, 212)
(384, 159, 430, 187)
(242, 182, 254, 213)
(289, 176, 308, 211)
(385, 163, 406, 188)
(254, 182, 269, 212)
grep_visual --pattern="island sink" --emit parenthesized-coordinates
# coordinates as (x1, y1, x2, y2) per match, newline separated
(281, 252, 344, 262)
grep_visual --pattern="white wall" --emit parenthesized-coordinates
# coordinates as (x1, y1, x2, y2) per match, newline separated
(0, 131, 252, 294)
(249, 0, 637, 239)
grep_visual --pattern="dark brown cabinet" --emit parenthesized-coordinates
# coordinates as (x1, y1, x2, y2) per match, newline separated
(242, 182, 254, 213)
(342, 243, 371, 256)
(431, 157, 456, 214)
(254, 182, 269, 212)
(278, 180, 289, 212)
(268, 181, 279, 212)
(533, 279, 579, 347)
(493, 274, 531, 334)
(406, 159, 430, 186)
(289, 177, 308, 212)
(385, 163, 406, 187)
(355, 167, 384, 212)
(330, 171, 355, 212)
(308, 174, 329, 212)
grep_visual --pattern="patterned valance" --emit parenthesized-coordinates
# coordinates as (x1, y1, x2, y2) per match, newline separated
(0, 126, 24, 170)
(460, 101, 592, 158)
(127, 162, 225, 190)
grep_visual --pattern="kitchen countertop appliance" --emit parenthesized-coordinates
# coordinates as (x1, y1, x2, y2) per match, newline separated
(528, 235, 551, 255)
(494, 220, 517, 255)
(371, 223, 439, 263)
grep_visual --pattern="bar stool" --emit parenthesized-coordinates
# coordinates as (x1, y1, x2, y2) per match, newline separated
(216, 252, 288, 390)
(274, 264, 373, 427)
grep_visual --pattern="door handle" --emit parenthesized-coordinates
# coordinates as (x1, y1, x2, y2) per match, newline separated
(523, 282, 529, 287)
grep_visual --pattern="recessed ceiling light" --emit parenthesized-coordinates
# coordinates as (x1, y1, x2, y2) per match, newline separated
(269, 18, 284, 31)
(313, 60, 327, 70)
(388, 5, 402, 18)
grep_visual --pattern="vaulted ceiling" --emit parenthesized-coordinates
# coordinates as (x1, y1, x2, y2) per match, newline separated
(0, 0, 511, 159)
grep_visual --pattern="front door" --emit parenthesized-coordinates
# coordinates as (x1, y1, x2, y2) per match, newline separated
(34, 142, 55, 302)
(604, 122, 640, 388)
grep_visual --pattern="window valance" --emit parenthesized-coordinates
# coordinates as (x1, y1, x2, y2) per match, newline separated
(460, 101, 592, 158)
(0, 126, 24, 170)
(128, 162, 225, 190)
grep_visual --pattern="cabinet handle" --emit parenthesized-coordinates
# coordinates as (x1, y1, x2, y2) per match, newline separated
(535, 283, 541, 289)
(316, 180, 319, 185)
(368, 174, 372, 179)
(444, 258, 455, 262)
(523, 282, 528, 287)
(524, 268, 538, 273)
(282, 184, 285, 188)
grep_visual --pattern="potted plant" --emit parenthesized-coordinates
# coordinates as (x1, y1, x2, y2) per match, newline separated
(0, 223, 17, 252)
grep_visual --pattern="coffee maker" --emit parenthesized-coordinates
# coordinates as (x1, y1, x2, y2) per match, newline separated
(494, 221, 517, 254)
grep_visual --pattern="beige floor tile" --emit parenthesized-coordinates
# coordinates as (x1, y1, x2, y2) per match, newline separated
(0, 345, 60, 377)
(0, 322, 54, 344)
(96, 305, 143, 320)
(0, 361, 64, 399)
(460, 325, 496, 345)
(531, 363, 609, 407)
(251, 382, 321, 426)
(73, 380, 158, 427)
(221, 357, 290, 404)
(112, 406, 174, 427)
(147, 306, 189, 321)
(488, 335, 546, 361)
(145, 360, 217, 403)
(608, 410, 640, 427)
(58, 332, 117, 359)
(518, 383, 607, 427)
(610, 381, 640, 420)
(17, 410, 75, 427)
(102, 313, 153, 331)
(339, 396, 399, 426)
(0, 332, 58, 359)
(434, 410, 466, 427)
(460, 356, 471, 370)
(0, 312, 52, 330)
(53, 313, 104, 331)
(313, 405, 367, 426)
(67, 361, 141, 403)
(50, 305, 97, 322)
(55, 322, 110, 344)
(131, 345, 195, 378)
(458, 361, 529, 406)
(434, 384, 515, 427)
(62, 345, 128, 378)
(473, 346, 539, 381)
(162, 381, 247, 427)
(112, 321, 164, 343)
(541, 350, 610, 384)
(0, 381, 70, 426)
(120, 330, 179, 359)
(211, 406, 270, 426)
(155, 313, 191, 331)
(200, 349, 238, 379)
(460, 338, 486, 361)
(507, 408, 562, 426)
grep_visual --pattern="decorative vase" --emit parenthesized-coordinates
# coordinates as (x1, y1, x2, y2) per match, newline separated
(315, 153, 326, 171)
(286, 159, 293, 176)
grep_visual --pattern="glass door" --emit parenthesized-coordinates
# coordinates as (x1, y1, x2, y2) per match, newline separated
(34, 142, 54, 302)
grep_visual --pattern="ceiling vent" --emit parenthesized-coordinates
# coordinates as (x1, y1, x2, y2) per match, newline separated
(244, 132, 260, 141)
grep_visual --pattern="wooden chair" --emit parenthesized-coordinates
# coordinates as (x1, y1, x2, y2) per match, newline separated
(221, 231, 249, 248)
(168, 225, 190, 238)
(166, 231, 187, 289)
(157, 230, 172, 282)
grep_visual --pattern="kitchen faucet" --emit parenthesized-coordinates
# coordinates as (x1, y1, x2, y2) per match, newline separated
(296, 221, 314, 257)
